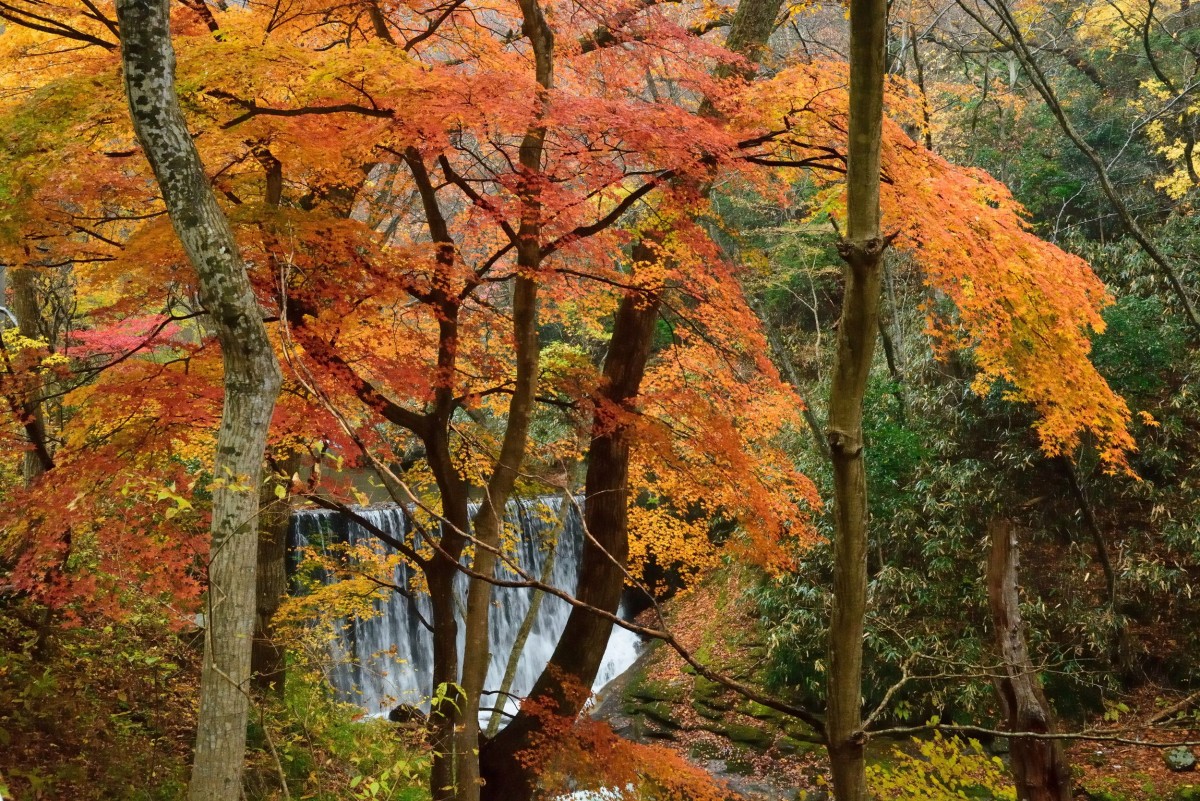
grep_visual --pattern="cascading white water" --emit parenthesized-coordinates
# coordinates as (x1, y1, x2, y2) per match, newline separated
(289, 496, 643, 725)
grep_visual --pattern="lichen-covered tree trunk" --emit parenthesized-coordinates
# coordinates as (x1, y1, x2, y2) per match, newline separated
(825, 0, 888, 799)
(987, 520, 1073, 801)
(113, 4, 283, 799)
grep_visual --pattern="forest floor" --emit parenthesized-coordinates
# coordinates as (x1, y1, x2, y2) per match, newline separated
(1066, 685, 1200, 801)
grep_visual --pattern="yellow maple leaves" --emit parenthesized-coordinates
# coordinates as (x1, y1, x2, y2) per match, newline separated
(736, 60, 1135, 473)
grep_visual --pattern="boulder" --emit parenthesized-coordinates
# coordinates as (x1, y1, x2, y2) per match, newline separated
(639, 700, 683, 730)
(724, 755, 755, 775)
(724, 722, 773, 749)
(388, 704, 427, 727)
(1081, 788, 1126, 801)
(737, 700, 787, 723)
(1166, 746, 1197, 772)
(689, 740, 724, 760)
(628, 675, 685, 703)
(775, 736, 820, 757)
(695, 702, 727, 721)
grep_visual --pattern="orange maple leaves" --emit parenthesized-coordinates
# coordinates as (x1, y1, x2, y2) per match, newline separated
(736, 61, 1135, 472)
(0, 0, 1138, 623)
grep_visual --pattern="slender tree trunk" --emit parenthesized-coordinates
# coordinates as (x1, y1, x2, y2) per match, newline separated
(482, 1, 784, 796)
(1055, 457, 1117, 611)
(252, 454, 299, 694)
(479, 274, 660, 800)
(455, 5, 552, 798)
(908, 23, 935, 150)
(484, 497, 565, 739)
(752, 297, 830, 457)
(10, 268, 52, 482)
(426, 431, 471, 801)
(427, 560, 464, 801)
(825, 0, 889, 799)
(456, 269, 540, 801)
(986, 520, 1073, 801)
(114, 5, 283, 800)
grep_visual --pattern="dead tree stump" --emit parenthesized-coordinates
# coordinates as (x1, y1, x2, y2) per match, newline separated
(987, 519, 1073, 801)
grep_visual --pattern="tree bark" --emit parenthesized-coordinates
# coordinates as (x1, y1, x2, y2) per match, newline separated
(454, 4, 552, 798)
(252, 455, 298, 694)
(480, 276, 661, 801)
(986, 520, 1073, 801)
(825, 0, 888, 798)
(113, 5, 283, 800)
(10, 267, 53, 481)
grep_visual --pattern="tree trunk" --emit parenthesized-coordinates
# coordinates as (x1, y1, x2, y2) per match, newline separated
(113, 5, 283, 800)
(455, 4, 552, 798)
(907, 23, 935, 150)
(456, 267, 540, 801)
(480, 280, 660, 801)
(10, 267, 53, 482)
(252, 455, 299, 695)
(484, 497, 565, 739)
(427, 557, 465, 801)
(426, 430, 471, 801)
(1055, 457, 1117, 612)
(481, 0, 782, 795)
(986, 520, 1073, 801)
(825, 0, 888, 799)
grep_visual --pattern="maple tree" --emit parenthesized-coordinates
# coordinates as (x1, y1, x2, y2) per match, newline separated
(0, 1, 1143, 799)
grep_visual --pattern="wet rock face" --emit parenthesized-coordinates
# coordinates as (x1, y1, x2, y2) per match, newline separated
(1166, 746, 1198, 772)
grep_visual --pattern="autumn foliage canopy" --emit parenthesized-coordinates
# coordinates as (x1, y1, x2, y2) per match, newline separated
(0, 0, 1130, 618)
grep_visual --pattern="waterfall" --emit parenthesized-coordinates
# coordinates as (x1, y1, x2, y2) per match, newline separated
(289, 496, 643, 724)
